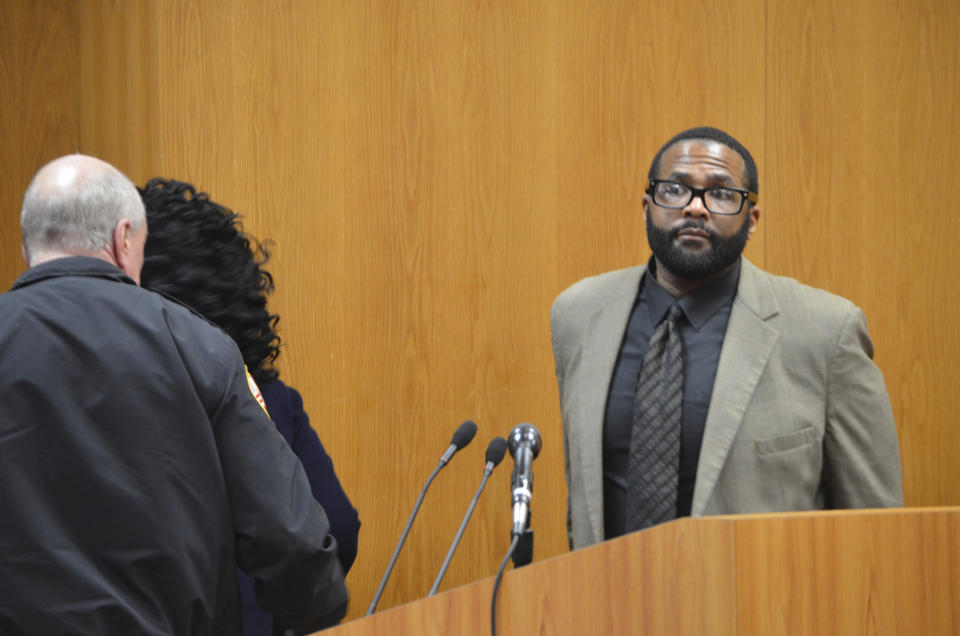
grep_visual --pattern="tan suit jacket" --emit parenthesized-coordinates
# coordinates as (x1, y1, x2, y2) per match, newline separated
(550, 258, 903, 550)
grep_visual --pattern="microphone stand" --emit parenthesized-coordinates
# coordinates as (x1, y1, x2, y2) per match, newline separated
(428, 467, 493, 596)
(367, 420, 476, 615)
(510, 512, 533, 568)
(366, 462, 443, 615)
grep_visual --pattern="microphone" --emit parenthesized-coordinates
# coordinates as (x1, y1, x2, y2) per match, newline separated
(428, 437, 508, 596)
(491, 425, 541, 636)
(366, 420, 477, 615)
(507, 423, 541, 538)
(440, 420, 479, 466)
(485, 437, 508, 471)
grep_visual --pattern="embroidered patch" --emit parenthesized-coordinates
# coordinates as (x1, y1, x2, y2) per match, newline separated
(245, 367, 269, 415)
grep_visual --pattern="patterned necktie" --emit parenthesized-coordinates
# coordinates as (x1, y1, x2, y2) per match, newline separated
(626, 303, 684, 532)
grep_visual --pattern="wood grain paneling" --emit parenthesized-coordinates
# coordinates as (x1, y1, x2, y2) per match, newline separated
(78, 0, 160, 184)
(735, 509, 960, 635)
(766, 0, 960, 507)
(0, 1, 79, 289)
(326, 509, 960, 635)
(328, 515, 740, 635)
(155, 0, 238, 189)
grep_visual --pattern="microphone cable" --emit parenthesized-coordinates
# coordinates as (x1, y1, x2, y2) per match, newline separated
(490, 533, 521, 636)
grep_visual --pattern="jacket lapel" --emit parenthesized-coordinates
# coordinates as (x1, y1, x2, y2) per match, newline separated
(691, 259, 780, 515)
(573, 266, 644, 543)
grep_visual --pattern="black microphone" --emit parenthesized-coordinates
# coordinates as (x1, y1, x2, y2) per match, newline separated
(485, 437, 508, 471)
(366, 420, 477, 615)
(507, 423, 541, 538)
(428, 436, 507, 596)
(440, 420, 478, 466)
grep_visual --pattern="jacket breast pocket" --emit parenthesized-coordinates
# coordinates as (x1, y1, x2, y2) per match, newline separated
(753, 426, 823, 510)
(755, 426, 819, 456)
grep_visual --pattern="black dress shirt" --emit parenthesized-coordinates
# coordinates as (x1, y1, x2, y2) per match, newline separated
(602, 259, 740, 538)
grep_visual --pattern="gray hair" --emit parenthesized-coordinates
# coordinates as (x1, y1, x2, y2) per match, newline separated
(20, 156, 145, 263)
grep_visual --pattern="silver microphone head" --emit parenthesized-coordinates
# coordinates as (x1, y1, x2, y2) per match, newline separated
(508, 424, 541, 537)
(507, 423, 541, 459)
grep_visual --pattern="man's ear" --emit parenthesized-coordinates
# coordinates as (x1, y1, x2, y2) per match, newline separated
(112, 219, 131, 260)
(21, 244, 29, 266)
(746, 205, 760, 239)
(111, 219, 133, 268)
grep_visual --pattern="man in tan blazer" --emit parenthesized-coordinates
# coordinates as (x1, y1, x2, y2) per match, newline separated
(551, 127, 903, 550)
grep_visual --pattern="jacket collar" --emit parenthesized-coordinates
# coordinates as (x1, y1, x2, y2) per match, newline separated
(10, 256, 137, 291)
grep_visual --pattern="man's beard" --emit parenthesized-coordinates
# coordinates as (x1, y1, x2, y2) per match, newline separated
(646, 214, 751, 280)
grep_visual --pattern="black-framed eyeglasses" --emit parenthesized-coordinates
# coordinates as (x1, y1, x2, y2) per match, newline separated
(646, 179, 758, 215)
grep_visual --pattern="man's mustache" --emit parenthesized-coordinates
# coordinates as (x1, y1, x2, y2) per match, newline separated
(669, 220, 716, 241)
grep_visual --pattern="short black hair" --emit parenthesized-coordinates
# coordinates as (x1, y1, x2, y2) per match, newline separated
(647, 126, 758, 195)
(139, 179, 281, 386)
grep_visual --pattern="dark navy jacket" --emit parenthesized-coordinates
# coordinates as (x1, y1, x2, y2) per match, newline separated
(0, 257, 348, 635)
(238, 380, 360, 636)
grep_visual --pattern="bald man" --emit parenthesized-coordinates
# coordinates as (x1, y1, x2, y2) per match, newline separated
(0, 156, 348, 634)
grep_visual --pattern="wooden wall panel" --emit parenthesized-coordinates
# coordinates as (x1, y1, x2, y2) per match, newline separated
(766, 0, 960, 507)
(155, 0, 238, 190)
(333, 0, 564, 612)
(78, 0, 160, 185)
(0, 1, 79, 290)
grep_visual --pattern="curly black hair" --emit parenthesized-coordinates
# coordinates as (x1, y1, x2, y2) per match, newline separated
(139, 178, 281, 386)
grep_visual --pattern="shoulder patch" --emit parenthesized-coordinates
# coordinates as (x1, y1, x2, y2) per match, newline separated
(245, 367, 269, 416)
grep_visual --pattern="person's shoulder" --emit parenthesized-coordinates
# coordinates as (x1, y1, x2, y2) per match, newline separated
(553, 265, 645, 310)
(145, 289, 240, 361)
(742, 261, 861, 330)
(147, 288, 230, 335)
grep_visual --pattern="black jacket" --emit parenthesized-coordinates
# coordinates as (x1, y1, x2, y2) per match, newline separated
(0, 257, 347, 635)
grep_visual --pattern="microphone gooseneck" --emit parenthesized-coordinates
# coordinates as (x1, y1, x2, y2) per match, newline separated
(428, 436, 507, 596)
(366, 421, 477, 615)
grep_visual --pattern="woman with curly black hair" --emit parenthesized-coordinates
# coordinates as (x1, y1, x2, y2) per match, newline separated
(139, 178, 360, 636)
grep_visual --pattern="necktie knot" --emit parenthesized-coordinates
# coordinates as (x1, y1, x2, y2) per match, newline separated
(667, 303, 684, 324)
